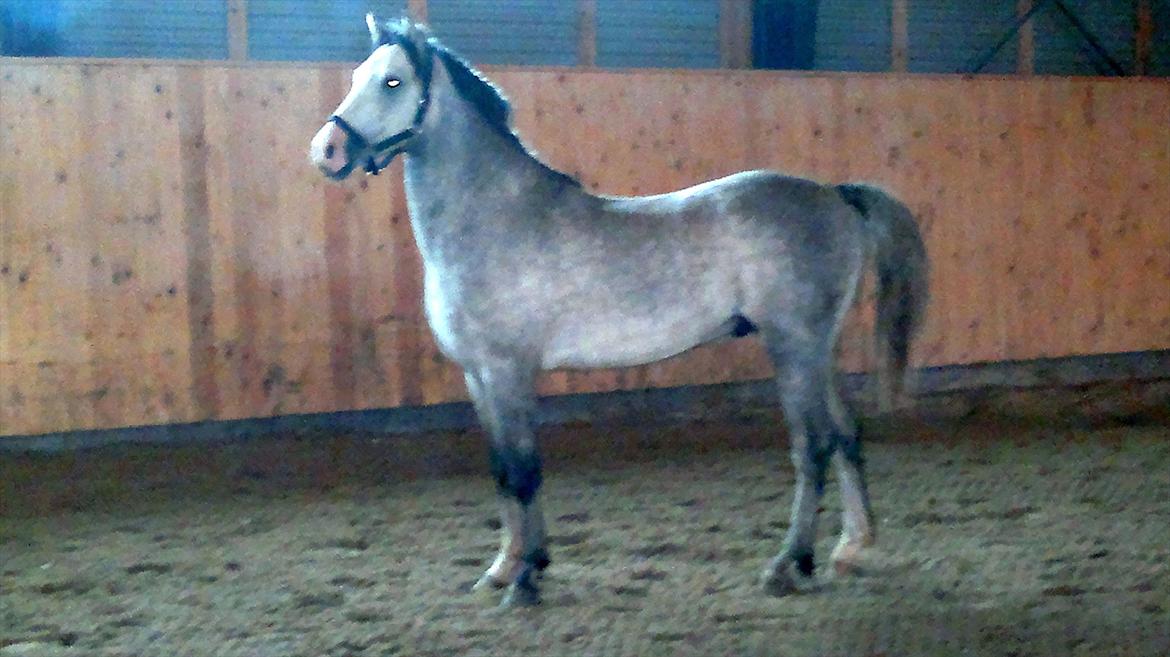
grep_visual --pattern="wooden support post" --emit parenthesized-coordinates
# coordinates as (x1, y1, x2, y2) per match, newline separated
(1135, 0, 1153, 75)
(227, 0, 248, 61)
(891, 0, 909, 71)
(408, 0, 428, 23)
(578, 0, 597, 67)
(1017, 0, 1035, 75)
(719, 0, 752, 69)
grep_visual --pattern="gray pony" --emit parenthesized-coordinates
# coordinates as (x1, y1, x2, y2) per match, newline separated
(310, 17, 928, 608)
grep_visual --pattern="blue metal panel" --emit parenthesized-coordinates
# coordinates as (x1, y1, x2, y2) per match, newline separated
(2, 0, 1162, 75)
(907, 0, 1017, 74)
(813, 0, 892, 72)
(428, 0, 578, 66)
(1155, 0, 1170, 75)
(596, 0, 720, 69)
(1, 0, 227, 59)
(1033, 0, 1133, 75)
(248, 0, 406, 62)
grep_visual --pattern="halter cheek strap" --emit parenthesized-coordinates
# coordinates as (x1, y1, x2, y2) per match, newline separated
(327, 77, 432, 176)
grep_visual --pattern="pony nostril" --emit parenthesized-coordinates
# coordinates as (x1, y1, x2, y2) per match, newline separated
(324, 143, 335, 159)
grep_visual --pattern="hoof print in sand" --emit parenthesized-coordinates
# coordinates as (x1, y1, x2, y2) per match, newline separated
(628, 542, 684, 558)
(318, 536, 370, 551)
(125, 562, 172, 575)
(629, 566, 668, 581)
(548, 531, 591, 546)
(36, 578, 94, 595)
(328, 575, 377, 589)
(293, 590, 346, 609)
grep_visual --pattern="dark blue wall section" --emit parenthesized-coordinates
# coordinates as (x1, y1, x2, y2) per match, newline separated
(1, 0, 228, 59)
(813, 0, 893, 72)
(0, 2, 1165, 73)
(428, 0, 578, 66)
(596, 0, 721, 69)
(248, 0, 405, 62)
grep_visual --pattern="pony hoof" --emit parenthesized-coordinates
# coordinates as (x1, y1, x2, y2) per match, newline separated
(472, 573, 508, 593)
(530, 548, 551, 572)
(830, 543, 867, 577)
(760, 557, 815, 597)
(500, 582, 541, 608)
(832, 556, 865, 577)
(761, 570, 799, 597)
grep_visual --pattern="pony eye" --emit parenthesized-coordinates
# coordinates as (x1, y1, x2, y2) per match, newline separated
(385, 77, 401, 89)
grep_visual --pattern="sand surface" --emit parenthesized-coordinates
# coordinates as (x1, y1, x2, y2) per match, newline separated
(2, 382, 1168, 656)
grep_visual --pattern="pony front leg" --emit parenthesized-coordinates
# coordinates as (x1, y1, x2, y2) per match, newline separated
(475, 497, 524, 590)
(486, 434, 547, 607)
(475, 497, 549, 591)
(465, 365, 548, 607)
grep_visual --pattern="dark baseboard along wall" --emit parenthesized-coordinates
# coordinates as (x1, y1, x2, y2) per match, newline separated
(1, 349, 1167, 454)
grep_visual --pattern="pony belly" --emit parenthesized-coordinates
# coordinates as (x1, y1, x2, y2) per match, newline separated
(540, 319, 726, 370)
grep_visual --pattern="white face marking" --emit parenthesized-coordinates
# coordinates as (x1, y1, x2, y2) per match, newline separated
(332, 44, 423, 146)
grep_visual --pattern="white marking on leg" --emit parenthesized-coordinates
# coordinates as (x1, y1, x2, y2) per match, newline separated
(484, 498, 524, 584)
(826, 379, 875, 549)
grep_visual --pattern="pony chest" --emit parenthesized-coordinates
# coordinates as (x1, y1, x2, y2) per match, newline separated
(422, 273, 473, 360)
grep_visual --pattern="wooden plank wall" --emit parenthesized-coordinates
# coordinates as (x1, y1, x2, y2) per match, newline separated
(1, 60, 1168, 437)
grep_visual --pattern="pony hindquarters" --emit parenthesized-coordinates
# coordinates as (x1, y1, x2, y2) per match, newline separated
(758, 183, 928, 594)
(754, 264, 868, 594)
(837, 183, 930, 412)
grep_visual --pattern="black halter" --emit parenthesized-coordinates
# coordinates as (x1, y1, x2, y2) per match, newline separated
(327, 64, 432, 176)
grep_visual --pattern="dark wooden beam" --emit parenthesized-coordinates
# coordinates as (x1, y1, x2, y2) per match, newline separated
(578, 0, 597, 67)
(892, 0, 909, 71)
(227, 0, 248, 61)
(1135, 0, 1153, 75)
(408, 0, 428, 23)
(1018, 0, 1035, 74)
(719, 0, 752, 69)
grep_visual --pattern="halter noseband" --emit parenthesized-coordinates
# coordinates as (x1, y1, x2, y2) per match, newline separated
(327, 56, 433, 176)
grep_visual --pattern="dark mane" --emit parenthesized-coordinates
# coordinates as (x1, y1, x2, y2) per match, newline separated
(377, 19, 580, 187)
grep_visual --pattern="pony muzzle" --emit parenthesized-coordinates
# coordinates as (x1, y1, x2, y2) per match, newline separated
(310, 120, 358, 179)
(311, 116, 411, 179)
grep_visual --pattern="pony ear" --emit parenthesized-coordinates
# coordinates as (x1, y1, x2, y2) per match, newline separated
(366, 13, 385, 46)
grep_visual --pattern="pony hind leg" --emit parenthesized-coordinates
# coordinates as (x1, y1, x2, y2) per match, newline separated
(759, 334, 839, 596)
(825, 371, 877, 575)
(464, 363, 548, 607)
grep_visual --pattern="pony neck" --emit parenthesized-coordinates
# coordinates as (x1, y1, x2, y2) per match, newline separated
(401, 67, 579, 260)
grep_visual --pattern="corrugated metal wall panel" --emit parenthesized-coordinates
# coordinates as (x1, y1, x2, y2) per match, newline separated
(1, 0, 1163, 75)
(907, 0, 1017, 73)
(1155, 1, 1170, 75)
(428, 0, 577, 66)
(1, 0, 227, 59)
(248, 0, 406, 62)
(813, 0, 892, 72)
(1033, 0, 1133, 75)
(596, 0, 720, 69)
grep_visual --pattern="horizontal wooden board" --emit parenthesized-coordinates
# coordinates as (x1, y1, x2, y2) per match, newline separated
(2, 60, 1168, 436)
